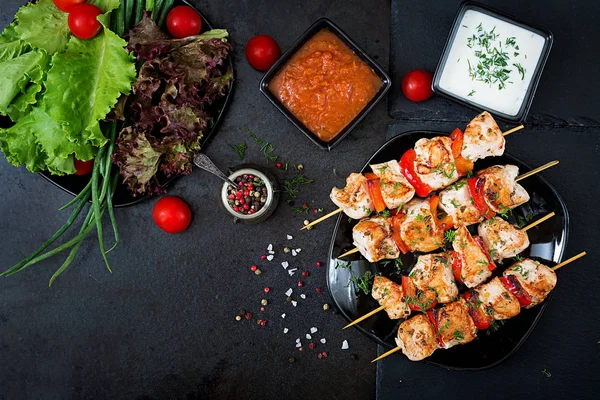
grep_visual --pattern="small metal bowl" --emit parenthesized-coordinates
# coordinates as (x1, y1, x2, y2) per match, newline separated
(219, 165, 279, 224)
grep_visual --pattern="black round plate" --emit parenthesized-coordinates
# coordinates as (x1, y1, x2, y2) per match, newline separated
(39, 0, 235, 207)
(326, 130, 569, 370)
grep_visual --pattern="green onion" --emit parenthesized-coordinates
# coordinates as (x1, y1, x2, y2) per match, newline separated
(58, 179, 91, 210)
(124, 0, 135, 33)
(91, 145, 111, 273)
(134, 0, 146, 25)
(153, 0, 164, 23)
(157, 0, 174, 28)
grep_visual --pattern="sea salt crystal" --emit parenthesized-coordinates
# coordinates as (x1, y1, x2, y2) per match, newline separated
(341, 340, 349, 350)
(300, 294, 306, 299)
(268, 250, 275, 255)
(295, 248, 302, 253)
(306, 334, 312, 340)
(281, 261, 289, 269)
(267, 244, 273, 251)
(287, 235, 293, 240)
(292, 250, 297, 257)
(288, 268, 297, 276)
(296, 342, 302, 348)
(281, 313, 286, 319)
(320, 338, 326, 344)
(283, 328, 289, 334)
(310, 327, 318, 334)
(296, 338, 301, 343)
(285, 288, 293, 297)
(291, 301, 297, 307)
(266, 255, 274, 261)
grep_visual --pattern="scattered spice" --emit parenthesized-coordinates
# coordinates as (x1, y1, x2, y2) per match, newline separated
(260, 320, 267, 327)
(284, 247, 291, 253)
(260, 306, 265, 311)
(323, 303, 330, 310)
(260, 255, 267, 260)
(315, 261, 322, 267)
(297, 280, 304, 288)
(254, 269, 262, 275)
(250, 265, 257, 272)
(261, 299, 268, 306)
(245, 125, 278, 162)
(235, 315, 242, 321)
(244, 312, 253, 320)
(264, 287, 270, 293)
(302, 271, 309, 277)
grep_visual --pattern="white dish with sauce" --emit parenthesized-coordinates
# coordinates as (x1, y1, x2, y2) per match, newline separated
(433, 2, 553, 122)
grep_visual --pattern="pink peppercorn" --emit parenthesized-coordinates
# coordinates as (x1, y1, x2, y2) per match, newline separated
(260, 320, 267, 327)
(322, 352, 328, 358)
(297, 280, 304, 288)
(264, 287, 270, 293)
(316, 261, 322, 267)
(276, 162, 283, 169)
(318, 353, 323, 359)
(261, 255, 267, 260)
(250, 265, 257, 271)
(316, 287, 323, 293)
(308, 343, 316, 350)
(302, 271, 309, 277)
(244, 312, 252, 320)
(233, 206, 240, 212)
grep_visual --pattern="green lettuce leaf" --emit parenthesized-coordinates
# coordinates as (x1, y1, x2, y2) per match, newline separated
(44, 28, 137, 147)
(15, 0, 70, 54)
(0, 23, 29, 62)
(88, 0, 121, 13)
(0, 50, 49, 116)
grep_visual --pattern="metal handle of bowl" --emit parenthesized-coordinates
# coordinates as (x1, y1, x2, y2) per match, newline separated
(193, 153, 239, 189)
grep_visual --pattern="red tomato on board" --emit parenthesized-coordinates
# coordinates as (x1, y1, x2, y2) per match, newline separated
(401, 70, 434, 102)
(245, 35, 281, 71)
(152, 196, 192, 234)
(166, 6, 202, 39)
(68, 4, 103, 40)
(52, 0, 86, 13)
(73, 158, 94, 176)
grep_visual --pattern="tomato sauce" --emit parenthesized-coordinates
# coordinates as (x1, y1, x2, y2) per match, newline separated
(269, 29, 382, 142)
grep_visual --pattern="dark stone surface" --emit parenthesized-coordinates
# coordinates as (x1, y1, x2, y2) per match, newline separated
(389, 0, 600, 125)
(377, 121, 600, 400)
(0, 0, 391, 399)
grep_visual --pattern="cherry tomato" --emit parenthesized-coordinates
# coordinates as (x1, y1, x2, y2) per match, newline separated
(52, 0, 86, 13)
(152, 196, 192, 234)
(166, 5, 202, 39)
(401, 70, 434, 102)
(245, 35, 280, 71)
(73, 157, 94, 176)
(68, 4, 103, 40)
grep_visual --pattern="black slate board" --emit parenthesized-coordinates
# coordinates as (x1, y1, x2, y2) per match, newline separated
(389, 0, 600, 125)
(376, 120, 600, 400)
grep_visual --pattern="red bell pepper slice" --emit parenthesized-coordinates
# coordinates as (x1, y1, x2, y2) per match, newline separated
(449, 128, 474, 176)
(391, 213, 410, 255)
(450, 250, 463, 283)
(402, 275, 437, 311)
(429, 194, 454, 230)
(364, 172, 386, 213)
(473, 236, 496, 271)
(399, 149, 433, 197)
(500, 275, 532, 307)
(463, 290, 493, 330)
(426, 308, 446, 348)
(468, 176, 496, 219)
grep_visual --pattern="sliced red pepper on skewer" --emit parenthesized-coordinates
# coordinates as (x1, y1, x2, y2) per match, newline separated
(473, 236, 497, 271)
(500, 275, 532, 307)
(429, 194, 454, 230)
(391, 213, 410, 254)
(426, 308, 446, 348)
(399, 149, 433, 197)
(449, 128, 474, 176)
(450, 250, 463, 283)
(402, 275, 437, 311)
(463, 290, 493, 330)
(468, 176, 496, 219)
(364, 172, 387, 213)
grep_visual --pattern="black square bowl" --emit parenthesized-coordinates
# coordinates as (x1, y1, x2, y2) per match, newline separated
(259, 18, 391, 151)
(432, 1, 553, 122)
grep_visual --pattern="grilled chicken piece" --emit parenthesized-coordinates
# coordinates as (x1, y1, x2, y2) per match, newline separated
(330, 173, 373, 220)
(438, 180, 484, 227)
(436, 298, 478, 349)
(401, 198, 445, 253)
(352, 217, 400, 263)
(461, 111, 505, 162)
(477, 165, 530, 213)
(413, 136, 460, 190)
(504, 259, 557, 308)
(478, 217, 530, 261)
(370, 160, 415, 209)
(395, 313, 438, 361)
(475, 277, 520, 320)
(372, 276, 411, 319)
(410, 253, 458, 304)
(452, 226, 493, 288)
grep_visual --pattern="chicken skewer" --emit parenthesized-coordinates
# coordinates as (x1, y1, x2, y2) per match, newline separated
(372, 251, 586, 362)
(301, 112, 523, 230)
(342, 212, 554, 329)
(338, 161, 558, 260)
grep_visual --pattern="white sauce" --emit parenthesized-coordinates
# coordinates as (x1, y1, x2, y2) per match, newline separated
(439, 10, 546, 116)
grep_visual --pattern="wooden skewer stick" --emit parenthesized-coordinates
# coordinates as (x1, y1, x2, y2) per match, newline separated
(552, 251, 586, 271)
(515, 160, 559, 182)
(338, 248, 360, 258)
(371, 346, 403, 363)
(300, 208, 343, 231)
(502, 125, 524, 136)
(301, 126, 530, 231)
(523, 212, 555, 231)
(370, 250, 586, 363)
(342, 305, 386, 330)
